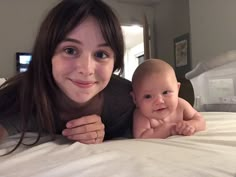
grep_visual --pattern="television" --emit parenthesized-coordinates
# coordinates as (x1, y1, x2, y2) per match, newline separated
(16, 52, 32, 73)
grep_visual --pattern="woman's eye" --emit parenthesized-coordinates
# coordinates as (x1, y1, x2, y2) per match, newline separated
(144, 94, 152, 99)
(95, 51, 108, 59)
(64, 47, 77, 55)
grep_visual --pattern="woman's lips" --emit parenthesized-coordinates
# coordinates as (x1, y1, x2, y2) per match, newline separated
(71, 80, 96, 88)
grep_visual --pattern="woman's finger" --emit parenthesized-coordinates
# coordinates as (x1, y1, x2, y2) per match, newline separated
(66, 114, 102, 128)
(78, 137, 103, 144)
(96, 129, 105, 139)
(67, 129, 105, 143)
(63, 122, 104, 136)
(77, 139, 96, 144)
(67, 131, 97, 140)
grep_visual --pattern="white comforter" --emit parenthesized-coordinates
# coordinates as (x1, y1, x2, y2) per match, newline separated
(1, 112, 236, 177)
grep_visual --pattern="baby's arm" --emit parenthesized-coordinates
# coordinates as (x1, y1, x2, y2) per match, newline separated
(152, 123, 177, 138)
(133, 109, 152, 138)
(133, 109, 176, 138)
(176, 98, 206, 136)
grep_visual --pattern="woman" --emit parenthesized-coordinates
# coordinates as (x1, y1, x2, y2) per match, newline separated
(0, 0, 135, 153)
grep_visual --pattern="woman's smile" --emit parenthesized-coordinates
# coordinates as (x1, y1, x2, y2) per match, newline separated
(71, 79, 97, 88)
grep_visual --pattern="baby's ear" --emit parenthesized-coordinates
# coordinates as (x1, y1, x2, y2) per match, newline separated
(177, 82, 181, 90)
(130, 91, 137, 104)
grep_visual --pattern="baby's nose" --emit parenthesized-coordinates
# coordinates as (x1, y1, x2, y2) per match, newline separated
(154, 96, 164, 104)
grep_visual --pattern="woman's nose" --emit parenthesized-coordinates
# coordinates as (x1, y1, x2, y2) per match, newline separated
(76, 54, 94, 76)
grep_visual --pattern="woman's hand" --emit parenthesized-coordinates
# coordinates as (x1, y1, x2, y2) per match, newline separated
(62, 114, 105, 144)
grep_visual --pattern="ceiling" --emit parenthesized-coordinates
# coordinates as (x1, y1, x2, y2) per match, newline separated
(116, 0, 160, 6)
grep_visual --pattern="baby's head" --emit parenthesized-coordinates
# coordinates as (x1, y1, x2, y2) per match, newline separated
(132, 59, 178, 91)
(131, 59, 180, 120)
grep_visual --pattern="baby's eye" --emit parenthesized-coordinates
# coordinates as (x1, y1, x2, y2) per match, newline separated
(64, 47, 77, 56)
(95, 51, 108, 59)
(144, 94, 152, 99)
(163, 90, 171, 95)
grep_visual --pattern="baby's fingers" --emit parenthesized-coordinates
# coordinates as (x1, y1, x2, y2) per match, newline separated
(176, 123, 186, 134)
(183, 126, 195, 136)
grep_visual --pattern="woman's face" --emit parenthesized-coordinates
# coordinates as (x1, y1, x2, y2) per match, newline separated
(52, 16, 115, 105)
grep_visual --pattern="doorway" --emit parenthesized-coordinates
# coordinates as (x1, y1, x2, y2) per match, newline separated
(121, 25, 144, 81)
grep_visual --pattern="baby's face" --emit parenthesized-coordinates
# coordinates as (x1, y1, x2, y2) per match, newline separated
(133, 73, 179, 120)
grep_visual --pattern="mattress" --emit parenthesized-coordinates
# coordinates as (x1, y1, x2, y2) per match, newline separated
(0, 112, 236, 177)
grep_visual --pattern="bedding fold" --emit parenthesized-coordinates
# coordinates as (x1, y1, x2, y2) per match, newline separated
(0, 112, 236, 177)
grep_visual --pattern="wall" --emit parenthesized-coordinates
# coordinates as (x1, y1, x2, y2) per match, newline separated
(103, 0, 154, 26)
(0, 0, 58, 78)
(153, 0, 190, 68)
(189, 0, 236, 67)
(103, 0, 155, 58)
(0, 0, 155, 78)
(124, 43, 144, 81)
(152, 0, 193, 104)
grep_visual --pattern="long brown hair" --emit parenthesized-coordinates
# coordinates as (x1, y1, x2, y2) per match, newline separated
(0, 0, 124, 154)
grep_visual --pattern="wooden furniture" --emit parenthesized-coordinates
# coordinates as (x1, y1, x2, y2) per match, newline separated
(178, 77, 194, 106)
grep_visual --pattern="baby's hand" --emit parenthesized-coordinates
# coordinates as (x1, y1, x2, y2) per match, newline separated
(175, 121, 195, 136)
(150, 119, 164, 128)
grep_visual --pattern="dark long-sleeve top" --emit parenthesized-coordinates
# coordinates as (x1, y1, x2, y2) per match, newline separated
(0, 75, 135, 140)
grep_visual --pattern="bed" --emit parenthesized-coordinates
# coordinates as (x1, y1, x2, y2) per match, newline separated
(1, 52, 236, 177)
(0, 112, 236, 177)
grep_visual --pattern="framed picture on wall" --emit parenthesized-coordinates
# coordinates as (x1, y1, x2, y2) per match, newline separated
(174, 33, 191, 78)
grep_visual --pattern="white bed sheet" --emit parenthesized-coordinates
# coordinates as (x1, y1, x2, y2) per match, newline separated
(0, 112, 236, 177)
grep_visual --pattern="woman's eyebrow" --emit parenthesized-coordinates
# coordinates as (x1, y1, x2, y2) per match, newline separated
(62, 38, 82, 44)
(97, 43, 109, 47)
(62, 38, 109, 47)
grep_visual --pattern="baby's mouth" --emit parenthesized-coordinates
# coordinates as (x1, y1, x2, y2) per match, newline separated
(153, 107, 166, 112)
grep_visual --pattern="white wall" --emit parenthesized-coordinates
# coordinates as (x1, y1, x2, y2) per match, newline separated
(124, 43, 144, 81)
(0, 0, 59, 78)
(189, 0, 236, 67)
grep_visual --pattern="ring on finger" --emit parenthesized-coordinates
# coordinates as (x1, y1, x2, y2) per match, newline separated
(95, 131, 98, 140)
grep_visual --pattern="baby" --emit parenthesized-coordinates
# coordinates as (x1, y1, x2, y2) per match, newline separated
(131, 59, 206, 138)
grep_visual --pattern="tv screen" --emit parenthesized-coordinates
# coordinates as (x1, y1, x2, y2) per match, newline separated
(16, 52, 32, 72)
